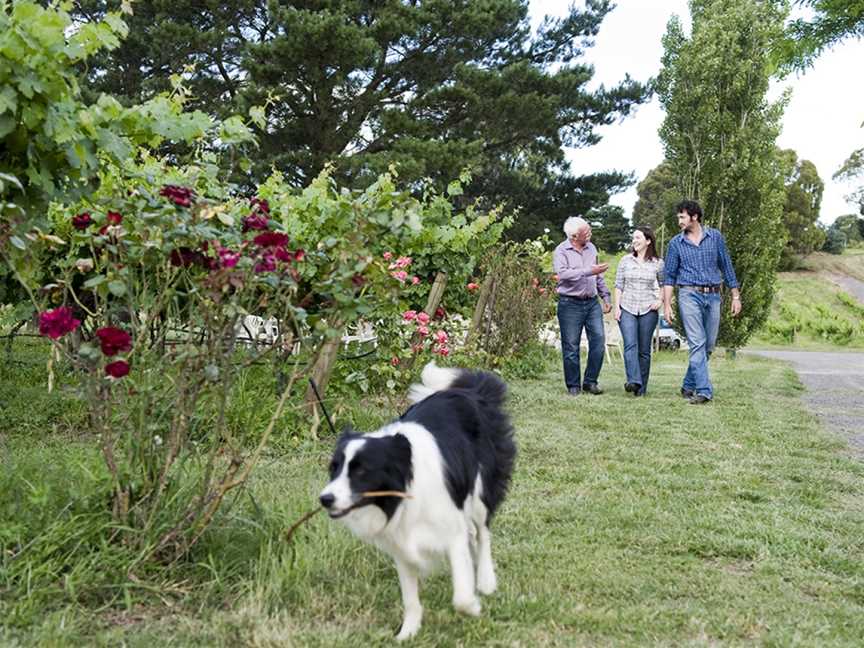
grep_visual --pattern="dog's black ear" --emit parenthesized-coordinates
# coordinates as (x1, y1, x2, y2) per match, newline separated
(387, 433, 413, 486)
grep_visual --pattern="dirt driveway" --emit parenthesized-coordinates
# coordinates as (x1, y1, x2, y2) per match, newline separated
(747, 350, 864, 456)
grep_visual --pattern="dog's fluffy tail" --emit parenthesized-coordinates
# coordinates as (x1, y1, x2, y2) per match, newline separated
(407, 361, 462, 403)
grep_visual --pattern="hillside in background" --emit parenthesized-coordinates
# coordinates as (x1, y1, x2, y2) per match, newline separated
(753, 249, 864, 349)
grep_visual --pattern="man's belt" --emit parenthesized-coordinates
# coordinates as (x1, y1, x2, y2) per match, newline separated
(679, 285, 721, 293)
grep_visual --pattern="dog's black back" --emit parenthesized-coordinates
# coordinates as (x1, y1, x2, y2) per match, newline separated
(400, 369, 515, 518)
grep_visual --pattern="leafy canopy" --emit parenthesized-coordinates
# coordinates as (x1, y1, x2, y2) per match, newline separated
(68, 0, 650, 238)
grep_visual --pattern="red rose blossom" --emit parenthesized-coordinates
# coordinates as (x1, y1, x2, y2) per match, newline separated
(254, 254, 277, 273)
(170, 247, 206, 268)
(95, 327, 132, 356)
(160, 184, 196, 207)
(106, 211, 123, 225)
(218, 248, 240, 269)
(250, 197, 270, 213)
(105, 360, 130, 378)
(252, 231, 290, 248)
(38, 307, 81, 340)
(242, 213, 269, 232)
(72, 212, 93, 230)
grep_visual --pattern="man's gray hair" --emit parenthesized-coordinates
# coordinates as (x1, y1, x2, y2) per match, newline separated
(563, 216, 589, 237)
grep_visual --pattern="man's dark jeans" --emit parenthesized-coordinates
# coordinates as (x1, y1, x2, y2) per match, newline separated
(618, 309, 658, 395)
(557, 296, 605, 390)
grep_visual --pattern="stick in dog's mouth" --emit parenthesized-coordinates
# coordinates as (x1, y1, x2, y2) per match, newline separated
(361, 490, 413, 499)
(330, 490, 414, 518)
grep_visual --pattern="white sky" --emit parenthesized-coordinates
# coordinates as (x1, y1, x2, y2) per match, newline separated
(530, 0, 864, 225)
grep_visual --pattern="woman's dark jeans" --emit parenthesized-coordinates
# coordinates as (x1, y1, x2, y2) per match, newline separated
(618, 309, 658, 395)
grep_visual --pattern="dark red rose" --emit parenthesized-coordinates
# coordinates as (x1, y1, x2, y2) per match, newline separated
(170, 247, 206, 268)
(242, 213, 269, 232)
(95, 326, 132, 356)
(38, 307, 81, 340)
(160, 184, 196, 208)
(106, 211, 123, 225)
(218, 248, 240, 268)
(254, 253, 277, 273)
(72, 212, 93, 230)
(274, 247, 294, 262)
(434, 306, 447, 320)
(293, 249, 305, 261)
(250, 197, 270, 213)
(105, 360, 131, 378)
(351, 274, 366, 287)
(252, 231, 289, 248)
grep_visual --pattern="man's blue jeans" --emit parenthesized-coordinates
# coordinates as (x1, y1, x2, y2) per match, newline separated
(618, 309, 658, 395)
(678, 289, 721, 399)
(557, 296, 605, 390)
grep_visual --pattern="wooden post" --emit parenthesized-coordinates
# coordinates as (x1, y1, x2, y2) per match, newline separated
(465, 274, 496, 349)
(406, 272, 448, 370)
(303, 318, 344, 416)
(423, 271, 448, 318)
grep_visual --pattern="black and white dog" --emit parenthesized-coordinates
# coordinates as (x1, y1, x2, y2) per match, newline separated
(319, 362, 516, 640)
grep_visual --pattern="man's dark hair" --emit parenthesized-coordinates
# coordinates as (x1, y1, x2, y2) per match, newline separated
(676, 200, 703, 222)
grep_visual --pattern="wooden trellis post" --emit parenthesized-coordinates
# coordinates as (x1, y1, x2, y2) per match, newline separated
(406, 271, 448, 369)
(423, 271, 448, 318)
(465, 273, 497, 349)
(303, 318, 345, 416)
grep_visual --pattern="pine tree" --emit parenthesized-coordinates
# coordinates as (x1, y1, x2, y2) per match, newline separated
(70, 1, 648, 236)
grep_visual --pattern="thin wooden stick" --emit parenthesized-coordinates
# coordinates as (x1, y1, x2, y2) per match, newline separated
(284, 492, 412, 543)
(285, 508, 322, 544)
(361, 490, 413, 499)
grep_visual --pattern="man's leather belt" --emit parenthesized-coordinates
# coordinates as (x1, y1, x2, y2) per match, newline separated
(680, 285, 721, 293)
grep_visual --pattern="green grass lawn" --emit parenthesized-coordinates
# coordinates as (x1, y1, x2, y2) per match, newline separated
(3, 350, 864, 647)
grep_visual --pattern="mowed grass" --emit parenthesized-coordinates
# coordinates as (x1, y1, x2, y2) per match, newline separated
(3, 352, 864, 647)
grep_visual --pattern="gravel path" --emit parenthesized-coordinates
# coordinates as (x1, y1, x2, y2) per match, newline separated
(827, 273, 864, 302)
(747, 350, 864, 456)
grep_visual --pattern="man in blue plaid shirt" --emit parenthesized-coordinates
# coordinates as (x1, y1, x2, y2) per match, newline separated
(662, 200, 742, 404)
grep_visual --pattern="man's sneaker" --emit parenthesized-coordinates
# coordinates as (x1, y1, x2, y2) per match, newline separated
(680, 388, 695, 399)
(567, 386, 581, 396)
(582, 383, 604, 395)
(688, 394, 711, 405)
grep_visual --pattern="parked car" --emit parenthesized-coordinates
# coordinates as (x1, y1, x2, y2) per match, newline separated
(657, 316, 684, 351)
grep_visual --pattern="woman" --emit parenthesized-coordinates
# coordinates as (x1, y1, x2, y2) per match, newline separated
(614, 226, 664, 396)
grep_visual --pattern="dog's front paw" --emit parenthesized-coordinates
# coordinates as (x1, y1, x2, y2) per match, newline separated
(454, 596, 482, 617)
(396, 621, 420, 642)
(477, 570, 497, 595)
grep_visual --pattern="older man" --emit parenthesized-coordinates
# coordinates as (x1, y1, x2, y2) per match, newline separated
(553, 216, 611, 395)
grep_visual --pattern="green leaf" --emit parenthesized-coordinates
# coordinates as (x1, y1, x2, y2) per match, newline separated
(107, 280, 127, 297)
(249, 105, 266, 130)
(9, 235, 26, 250)
(83, 275, 107, 289)
(0, 86, 17, 115)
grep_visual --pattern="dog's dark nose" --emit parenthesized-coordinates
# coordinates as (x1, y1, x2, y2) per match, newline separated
(319, 493, 335, 509)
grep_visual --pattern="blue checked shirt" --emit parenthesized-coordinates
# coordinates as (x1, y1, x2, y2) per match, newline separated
(663, 227, 739, 288)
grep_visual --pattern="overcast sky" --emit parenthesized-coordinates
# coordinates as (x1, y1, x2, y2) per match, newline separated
(530, 0, 864, 225)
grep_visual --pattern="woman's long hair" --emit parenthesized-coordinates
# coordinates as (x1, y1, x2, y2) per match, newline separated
(633, 226, 659, 261)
